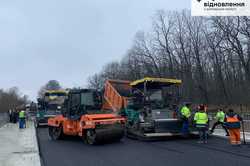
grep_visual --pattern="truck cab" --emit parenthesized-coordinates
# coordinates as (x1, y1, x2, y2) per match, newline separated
(36, 90, 67, 127)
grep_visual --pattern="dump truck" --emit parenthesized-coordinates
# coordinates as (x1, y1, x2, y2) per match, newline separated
(48, 89, 125, 144)
(103, 77, 196, 140)
(36, 90, 67, 127)
(102, 79, 131, 112)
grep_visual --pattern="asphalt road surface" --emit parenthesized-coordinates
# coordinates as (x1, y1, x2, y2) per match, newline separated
(37, 128, 250, 166)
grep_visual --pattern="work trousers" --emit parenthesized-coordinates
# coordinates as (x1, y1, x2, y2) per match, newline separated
(19, 118, 26, 129)
(196, 125, 208, 143)
(211, 121, 229, 135)
(9, 114, 12, 123)
(181, 120, 189, 135)
(228, 128, 241, 145)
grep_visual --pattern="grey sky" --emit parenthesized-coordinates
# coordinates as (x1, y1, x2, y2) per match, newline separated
(0, 0, 189, 100)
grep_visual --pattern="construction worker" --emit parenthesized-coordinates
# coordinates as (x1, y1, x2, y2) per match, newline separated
(194, 105, 209, 143)
(210, 108, 229, 136)
(19, 110, 26, 129)
(9, 109, 12, 122)
(14, 109, 18, 123)
(224, 109, 242, 146)
(180, 102, 191, 136)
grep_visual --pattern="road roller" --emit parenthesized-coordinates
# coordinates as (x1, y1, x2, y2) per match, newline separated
(48, 89, 125, 144)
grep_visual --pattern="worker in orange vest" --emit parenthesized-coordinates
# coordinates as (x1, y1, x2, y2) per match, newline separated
(224, 109, 243, 145)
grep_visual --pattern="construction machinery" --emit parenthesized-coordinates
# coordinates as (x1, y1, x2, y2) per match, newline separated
(103, 77, 196, 140)
(48, 89, 125, 144)
(102, 79, 131, 112)
(26, 102, 38, 120)
(36, 90, 67, 127)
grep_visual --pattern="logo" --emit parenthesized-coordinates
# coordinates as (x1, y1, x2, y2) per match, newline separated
(192, 0, 250, 16)
(197, 0, 216, 3)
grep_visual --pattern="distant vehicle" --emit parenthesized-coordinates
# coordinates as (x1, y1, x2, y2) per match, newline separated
(35, 90, 68, 127)
(26, 102, 38, 120)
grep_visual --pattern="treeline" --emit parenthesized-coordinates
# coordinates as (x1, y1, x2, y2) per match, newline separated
(0, 87, 28, 112)
(88, 10, 250, 105)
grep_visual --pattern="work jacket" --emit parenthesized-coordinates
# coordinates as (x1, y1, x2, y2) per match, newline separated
(224, 113, 242, 129)
(194, 111, 208, 127)
(19, 110, 25, 119)
(181, 106, 191, 119)
(215, 111, 225, 123)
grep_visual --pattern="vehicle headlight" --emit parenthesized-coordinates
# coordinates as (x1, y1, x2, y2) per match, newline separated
(57, 106, 61, 109)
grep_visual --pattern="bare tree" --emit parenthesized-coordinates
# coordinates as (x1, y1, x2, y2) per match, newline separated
(87, 73, 104, 91)
(0, 87, 28, 112)
(87, 11, 250, 105)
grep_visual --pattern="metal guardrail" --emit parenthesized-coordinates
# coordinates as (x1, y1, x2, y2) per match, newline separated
(243, 114, 250, 120)
(242, 120, 250, 132)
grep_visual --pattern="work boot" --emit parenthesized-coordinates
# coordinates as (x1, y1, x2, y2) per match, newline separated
(209, 130, 213, 134)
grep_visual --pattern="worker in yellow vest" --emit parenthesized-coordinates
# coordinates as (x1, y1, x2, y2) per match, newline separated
(210, 108, 229, 136)
(180, 102, 191, 136)
(19, 110, 26, 129)
(194, 105, 209, 144)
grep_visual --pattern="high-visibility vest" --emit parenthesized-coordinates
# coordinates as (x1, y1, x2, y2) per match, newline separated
(225, 115, 240, 129)
(216, 111, 225, 123)
(194, 112, 208, 125)
(181, 106, 191, 118)
(19, 111, 25, 118)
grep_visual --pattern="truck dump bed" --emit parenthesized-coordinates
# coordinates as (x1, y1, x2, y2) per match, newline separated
(103, 79, 131, 112)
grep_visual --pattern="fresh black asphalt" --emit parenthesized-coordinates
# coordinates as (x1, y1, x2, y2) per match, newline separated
(37, 128, 250, 166)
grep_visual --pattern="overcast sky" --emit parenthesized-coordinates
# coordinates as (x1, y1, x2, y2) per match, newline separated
(0, 0, 189, 100)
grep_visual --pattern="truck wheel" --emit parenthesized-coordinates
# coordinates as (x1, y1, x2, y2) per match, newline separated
(86, 130, 97, 145)
(49, 126, 63, 140)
